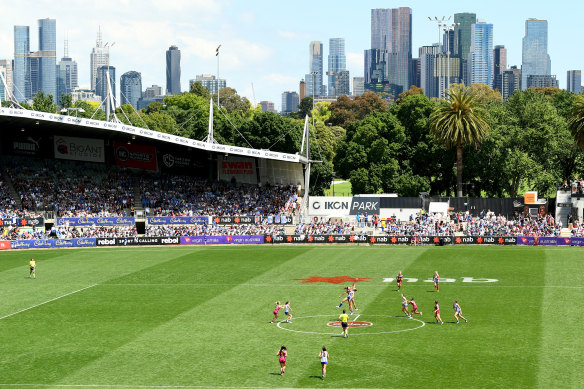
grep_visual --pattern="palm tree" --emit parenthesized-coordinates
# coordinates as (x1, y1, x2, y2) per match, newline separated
(430, 86, 489, 197)
(568, 95, 584, 151)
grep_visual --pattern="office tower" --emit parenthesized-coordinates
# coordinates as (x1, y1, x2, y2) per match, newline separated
(166, 45, 181, 95)
(521, 19, 551, 90)
(469, 21, 493, 86)
(305, 41, 324, 97)
(37, 18, 57, 102)
(567, 70, 581, 94)
(367, 7, 412, 96)
(190, 74, 226, 95)
(143, 85, 163, 98)
(120, 71, 142, 108)
(57, 39, 78, 105)
(501, 66, 521, 100)
(526, 74, 558, 88)
(454, 13, 477, 85)
(299, 80, 306, 100)
(281, 91, 299, 116)
(410, 58, 420, 88)
(353, 77, 364, 96)
(90, 28, 110, 95)
(259, 101, 275, 113)
(13, 26, 31, 101)
(419, 45, 440, 98)
(443, 29, 455, 55)
(0, 59, 14, 101)
(327, 38, 346, 96)
(334, 70, 350, 96)
(493, 45, 507, 91)
(96, 65, 116, 103)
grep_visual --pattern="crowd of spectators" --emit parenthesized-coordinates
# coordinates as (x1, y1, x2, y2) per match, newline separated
(3, 157, 134, 216)
(145, 224, 284, 237)
(2, 225, 137, 240)
(294, 220, 361, 235)
(138, 175, 299, 217)
(561, 179, 584, 195)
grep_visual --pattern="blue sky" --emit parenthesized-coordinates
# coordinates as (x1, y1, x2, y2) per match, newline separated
(0, 0, 582, 111)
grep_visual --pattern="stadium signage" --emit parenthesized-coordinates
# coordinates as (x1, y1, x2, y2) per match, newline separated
(265, 235, 368, 244)
(212, 215, 293, 225)
(10, 238, 97, 249)
(147, 216, 209, 225)
(12, 136, 42, 156)
(0, 241, 11, 250)
(308, 196, 353, 216)
(0, 217, 44, 227)
(54, 136, 105, 163)
(180, 235, 264, 245)
(56, 217, 135, 226)
(114, 142, 157, 171)
(115, 237, 180, 246)
(349, 197, 380, 214)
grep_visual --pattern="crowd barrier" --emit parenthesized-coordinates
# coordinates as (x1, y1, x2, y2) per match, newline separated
(2, 235, 584, 250)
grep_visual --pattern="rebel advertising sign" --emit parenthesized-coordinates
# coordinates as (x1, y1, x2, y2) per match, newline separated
(0, 217, 44, 227)
(180, 235, 264, 245)
(54, 136, 105, 163)
(114, 142, 157, 171)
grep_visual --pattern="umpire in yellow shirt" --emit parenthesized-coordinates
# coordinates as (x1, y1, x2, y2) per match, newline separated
(339, 309, 349, 338)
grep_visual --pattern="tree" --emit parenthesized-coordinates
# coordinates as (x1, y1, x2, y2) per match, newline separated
(328, 92, 388, 127)
(189, 81, 211, 100)
(212, 87, 251, 114)
(32, 90, 57, 113)
(430, 86, 489, 197)
(60, 93, 72, 109)
(290, 96, 313, 119)
(395, 85, 425, 105)
(449, 83, 502, 105)
(568, 94, 584, 151)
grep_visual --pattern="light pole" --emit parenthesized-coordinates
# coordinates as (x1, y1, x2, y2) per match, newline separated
(216, 44, 221, 107)
(60, 107, 85, 117)
(442, 22, 459, 92)
(310, 71, 318, 130)
(428, 16, 449, 98)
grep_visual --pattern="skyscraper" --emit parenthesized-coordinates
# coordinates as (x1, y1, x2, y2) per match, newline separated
(327, 38, 347, 97)
(454, 13, 477, 85)
(501, 66, 521, 100)
(166, 45, 181, 95)
(367, 7, 412, 96)
(13, 25, 31, 101)
(90, 28, 110, 95)
(469, 21, 493, 86)
(37, 18, 57, 102)
(567, 70, 581, 94)
(0, 60, 13, 102)
(334, 70, 350, 96)
(352, 77, 364, 96)
(521, 19, 551, 90)
(96, 65, 116, 103)
(259, 101, 275, 113)
(120, 71, 142, 108)
(305, 41, 324, 97)
(281, 91, 299, 116)
(419, 44, 440, 98)
(57, 39, 78, 105)
(190, 74, 226, 95)
(493, 45, 507, 91)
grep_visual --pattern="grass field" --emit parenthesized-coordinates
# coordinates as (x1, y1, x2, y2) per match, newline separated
(1, 245, 583, 388)
(324, 181, 352, 197)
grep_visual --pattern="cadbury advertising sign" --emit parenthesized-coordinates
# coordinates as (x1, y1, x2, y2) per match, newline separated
(56, 217, 135, 226)
(10, 238, 96, 249)
(147, 216, 208, 225)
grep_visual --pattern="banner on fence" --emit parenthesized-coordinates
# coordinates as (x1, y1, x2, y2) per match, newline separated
(212, 215, 293, 225)
(0, 217, 44, 227)
(147, 216, 209, 225)
(0, 240, 11, 250)
(56, 217, 135, 226)
(180, 235, 264, 245)
(10, 238, 96, 249)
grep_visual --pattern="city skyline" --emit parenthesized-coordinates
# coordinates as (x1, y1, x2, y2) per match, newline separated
(1, 0, 583, 111)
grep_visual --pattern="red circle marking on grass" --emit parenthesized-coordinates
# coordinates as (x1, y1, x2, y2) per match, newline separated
(327, 321, 373, 328)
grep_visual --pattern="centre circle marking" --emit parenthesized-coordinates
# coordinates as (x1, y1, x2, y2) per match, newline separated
(275, 314, 425, 335)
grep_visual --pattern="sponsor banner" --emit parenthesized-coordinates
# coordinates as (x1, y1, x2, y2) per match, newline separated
(10, 238, 97, 249)
(114, 142, 157, 171)
(160, 152, 194, 172)
(212, 215, 293, 225)
(517, 236, 560, 246)
(54, 136, 105, 163)
(0, 217, 44, 227)
(218, 156, 258, 185)
(536, 236, 560, 246)
(0, 240, 11, 250)
(570, 237, 584, 246)
(96, 238, 117, 246)
(11, 239, 52, 249)
(180, 235, 264, 245)
(264, 235, 368, 244)
(556, 237, 572, 246)
(147, 216, 209, 225)
(12, 136, 42, 156)
(56, 217, 135, 226)
(115, 237, 180, 246)
(349, 196, 380, 215)
(308, 196, 352, 217)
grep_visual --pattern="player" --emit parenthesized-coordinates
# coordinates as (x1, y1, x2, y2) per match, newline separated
(401, 294, 412, 318)
(409, 297, 422, 316)
(29, 258, 36, 279)
(270, 301, 281, 323)
(453, 300, 468, 324)
(284, 301, 292, 323)
(277, 345, 287, 375)
(434, 300, 443, 325)
(339, 309, 349, 338)
(318, 346, 330, 379)
(433, 271, 440, 292)
(337, 285, 354, 312)
(396, 271, 403, 291)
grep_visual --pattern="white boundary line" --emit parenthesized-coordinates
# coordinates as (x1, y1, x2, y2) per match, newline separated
(0, 385, 277, 389)
(276, 314, 425, 335)
(0, 284, 98, 321)
(98, 283, 584, 289)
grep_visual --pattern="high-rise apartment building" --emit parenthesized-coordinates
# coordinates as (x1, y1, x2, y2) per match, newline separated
(259, 101, 276, 113)
(526, 74, 558, 89)
(454, 13, 477, 85)
(0, 59, 14, 102)
(90, 28, 110, 95)
(521, 19, 551, 90)
(13, 26, 31, 101)
(567, 70, 581, 94)
(37, 18, 57, 102)
(166, 45, 181, 95)
(367, 7, 412, 96)
(501, 66, 521, 100)
(305, 41, 324, 97)
(143, 85, 163, 99)
(299, 80, 306, 100)
(281, 91, 299, 116)
(327, 38, 347, 97)
(419, 45, 440, 98)
(120, 71, 142, 108)
(334, 70, 350, 96)
(469, 21, 493, 86)
(57, 39, 78, 105)
(353, 77, 364, 96)
(190, 74, 226, 96)
(493, 45, 507, 91)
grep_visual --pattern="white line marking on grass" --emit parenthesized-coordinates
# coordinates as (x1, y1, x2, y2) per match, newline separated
(0, 284, 98, 321)
(354, 314, 361, 321)
(276, 314, 425, 335)
(0, 385, 280, 388)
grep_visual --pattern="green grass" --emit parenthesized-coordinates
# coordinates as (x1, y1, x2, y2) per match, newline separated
(1, 246, 583, 388)
(325, 181, 352, 196)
